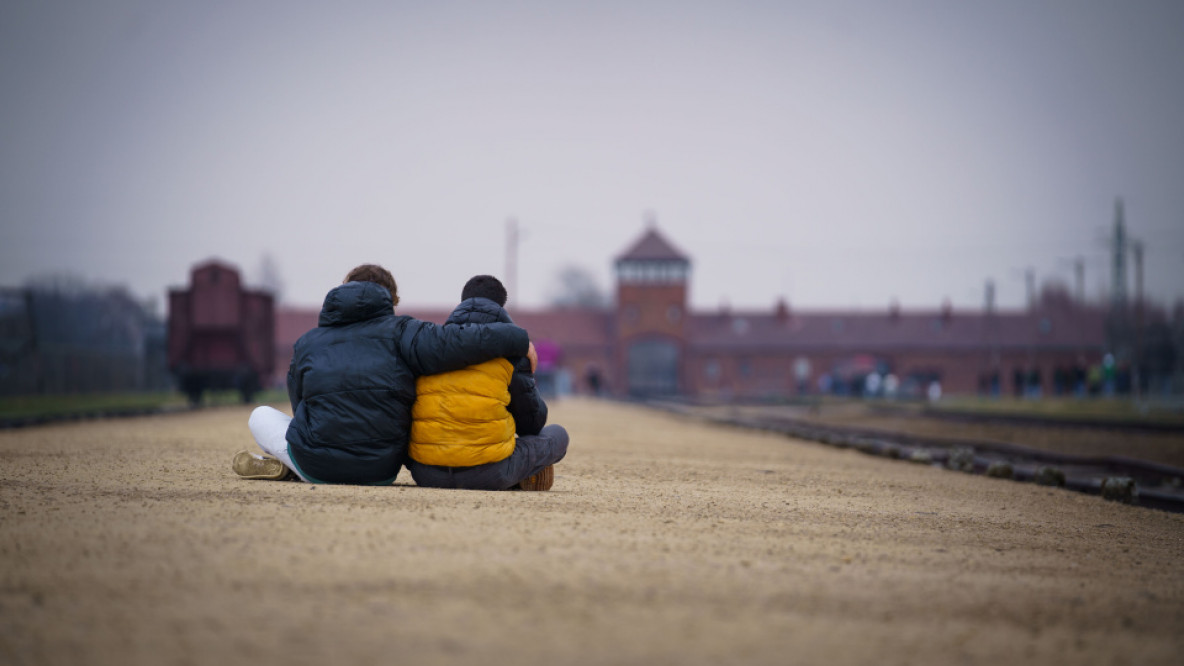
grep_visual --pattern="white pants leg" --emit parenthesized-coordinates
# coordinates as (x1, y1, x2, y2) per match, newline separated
(247, 406, 310, 482)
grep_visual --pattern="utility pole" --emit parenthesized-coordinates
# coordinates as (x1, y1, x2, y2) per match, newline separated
(1025, 267, 1036, 309)
(1111, 198, 1128, 309)
(1104, 197, 1147, 399)
(505, 217, 519, 306)
(1074, 256, 1085, 305)
(985, 278, 1000, 394)
(1133, 239, 1144, 399)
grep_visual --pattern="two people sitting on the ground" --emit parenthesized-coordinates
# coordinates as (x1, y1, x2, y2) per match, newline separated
(234, 265, 568, 491)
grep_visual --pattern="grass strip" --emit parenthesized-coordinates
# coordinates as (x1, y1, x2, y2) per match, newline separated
(0, 389, 289, 422)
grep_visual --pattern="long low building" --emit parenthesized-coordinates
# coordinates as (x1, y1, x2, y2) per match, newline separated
(274, 226, 1112, 400)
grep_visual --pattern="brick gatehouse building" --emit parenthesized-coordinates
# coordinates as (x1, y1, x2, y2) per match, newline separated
(275, 226, 1109, 399)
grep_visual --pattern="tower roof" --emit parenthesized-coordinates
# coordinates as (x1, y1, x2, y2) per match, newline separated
(615, 227, 689, 263)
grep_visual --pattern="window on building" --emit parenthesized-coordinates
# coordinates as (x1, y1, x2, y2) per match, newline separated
(615, 259, 690, 285)
(705, 360, 720, 380)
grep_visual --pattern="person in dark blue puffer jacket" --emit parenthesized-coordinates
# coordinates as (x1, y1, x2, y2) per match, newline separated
(236, 264, 533, 485)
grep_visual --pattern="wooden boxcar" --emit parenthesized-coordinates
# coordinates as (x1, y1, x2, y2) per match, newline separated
(167, 261, 274, 403)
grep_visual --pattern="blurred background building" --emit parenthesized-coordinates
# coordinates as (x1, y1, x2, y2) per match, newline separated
(3, 223, 1178, 401)
(273, 224, 1183, 401)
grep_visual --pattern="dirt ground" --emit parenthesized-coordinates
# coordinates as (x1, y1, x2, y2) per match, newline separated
(1, 398, 1182, 666)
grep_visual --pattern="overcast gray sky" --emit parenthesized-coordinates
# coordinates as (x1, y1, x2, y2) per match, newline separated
(2, 0, 1182, 313)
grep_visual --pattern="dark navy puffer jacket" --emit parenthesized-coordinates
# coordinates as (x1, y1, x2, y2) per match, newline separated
(444, 297, 548, 436)
(285, 282, 529, 484)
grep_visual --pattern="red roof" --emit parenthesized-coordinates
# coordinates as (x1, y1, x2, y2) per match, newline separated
(511, 308, 613, 349)
(397, 307, 451, 325)
(275, 305, 614, 351)
(615, 227, 689, 263)
(687, 306, 1107, 352)
(401, 306, 614, 349)
(278, 301, 1107, 360)
(275, 307, 319, 351)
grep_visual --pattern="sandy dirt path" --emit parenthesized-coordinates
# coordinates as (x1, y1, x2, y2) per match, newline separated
(1, 398, 1182, 665)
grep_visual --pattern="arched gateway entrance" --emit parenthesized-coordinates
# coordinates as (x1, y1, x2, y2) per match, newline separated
(627, 339, 680, 396)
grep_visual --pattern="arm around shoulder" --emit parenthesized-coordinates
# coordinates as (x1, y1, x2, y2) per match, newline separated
(398, 318, 530, 376)
(509, 358, 548, 436)
(286, 362, 301, 414)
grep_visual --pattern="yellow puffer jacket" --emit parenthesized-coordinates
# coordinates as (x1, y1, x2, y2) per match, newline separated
(409, 358, 517, 467)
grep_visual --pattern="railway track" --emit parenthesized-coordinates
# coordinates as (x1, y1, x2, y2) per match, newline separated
(879, 403, 1184, 434)
(649, 400, 1184, 514)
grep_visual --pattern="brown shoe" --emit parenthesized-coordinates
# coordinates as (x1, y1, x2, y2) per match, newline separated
(516, 465, 554, 491)
(232, 450, 293, 480)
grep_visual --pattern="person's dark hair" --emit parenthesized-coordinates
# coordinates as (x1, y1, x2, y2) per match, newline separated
(344, 264, 399, 306)
(461, 275, 507, 306)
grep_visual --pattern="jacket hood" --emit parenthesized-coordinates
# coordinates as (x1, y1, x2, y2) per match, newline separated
(318, 281, 394, 327)
(445, 297, 514, 326)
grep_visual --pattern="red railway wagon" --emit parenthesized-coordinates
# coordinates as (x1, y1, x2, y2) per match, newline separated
(167, 260, 274, 404)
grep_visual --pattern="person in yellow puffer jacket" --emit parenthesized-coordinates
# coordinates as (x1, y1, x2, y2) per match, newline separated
(407, 275, 569, 491)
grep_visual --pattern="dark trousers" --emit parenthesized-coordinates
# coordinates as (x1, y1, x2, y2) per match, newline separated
(407, 424, 569, 490)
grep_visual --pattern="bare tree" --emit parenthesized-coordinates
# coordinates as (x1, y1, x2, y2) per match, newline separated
(6, 273, 168, 394)
(548, 265, 607, 308)
(256, 253, 284, 303)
